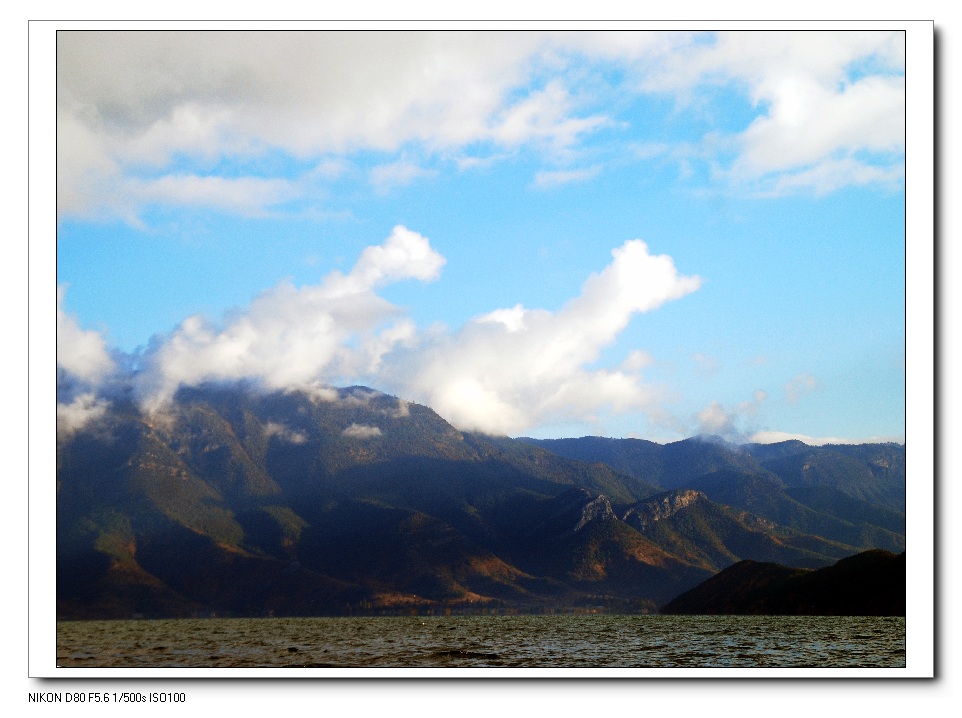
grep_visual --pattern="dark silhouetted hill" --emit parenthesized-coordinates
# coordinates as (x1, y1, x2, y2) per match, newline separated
(660, 549, 905, 615)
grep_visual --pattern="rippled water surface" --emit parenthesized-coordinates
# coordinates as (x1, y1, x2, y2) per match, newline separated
(57, 615, 905, 668)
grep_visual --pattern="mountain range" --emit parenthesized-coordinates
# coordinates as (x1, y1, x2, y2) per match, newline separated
(56, 384, 906, 619)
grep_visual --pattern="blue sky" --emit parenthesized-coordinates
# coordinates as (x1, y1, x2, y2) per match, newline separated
(55, 29, 907, 443)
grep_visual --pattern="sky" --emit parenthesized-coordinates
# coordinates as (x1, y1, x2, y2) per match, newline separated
(54, 29, 908, 444)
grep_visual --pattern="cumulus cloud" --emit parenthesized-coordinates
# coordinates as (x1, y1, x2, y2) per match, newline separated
(733, 74, 904, 181)
(638, 31, 904, 195)
(55, 31, 566, 221)
(135, 225, 444, 409)
(124, 231, 700, 434)
(56, 30, 904, 222)
(57, 286, 115, 385)
(382, 239, 701, 434)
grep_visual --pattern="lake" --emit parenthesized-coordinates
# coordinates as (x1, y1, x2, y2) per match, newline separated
(55, 614, 905, 669)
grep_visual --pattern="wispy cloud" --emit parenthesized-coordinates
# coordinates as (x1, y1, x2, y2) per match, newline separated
(369, 161, 437, 194)
(128, 174, 301, 216)
(341, 423, 383, 439)
(695, 389, 767, 442)
(784, 372, 820, 404)
(264, 422, 308, 444)
(56, 393, 111, 440)
(533, 165, 601, 188)
(762, 156, 904, 197)
(488, 79, 608, 151)
(749, 430, 903, 446)
(691, 352, 720, 376)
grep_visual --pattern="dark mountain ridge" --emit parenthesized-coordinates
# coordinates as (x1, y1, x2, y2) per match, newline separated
(661, 549, 906, 615)
(57, 383, 905, 619)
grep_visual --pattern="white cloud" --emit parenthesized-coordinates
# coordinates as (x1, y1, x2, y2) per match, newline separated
(128, 174, 301, 216)
(369, 161, 437, 194)
(691, 352, 720, 376)
(533, 165, 601, 188)
(749, 430, 903, 446)
(742, 390, 767, 412)
(548, 30, 697, 62)
(56, 111, 121, 219)
(263, 422, 308, 445)
(784, 372, 820, 404)
(55, 31, 562, 220)
(489, 79, 607, 150)
(637, 31, 904, 194)
(733, 75, 904, 180)
(384, 239, 701, 435)
(341, 423, 383, 439)
(129, 231, 699, 434)
(135, 226, 444, 409)
(57, 393, 110, 439)
(475, 305, 528, 333)
(621, 350, 655, 372)
(627, 142, 671, 161)
(696, 401, 735, 437)
(56, 30, 904, 221)
(695, 389, 767, 441)
(343, 225, 446, 290)
(57, 286, 115, 385)
(121, 103, 238, 167)
(764, 156, 904, 197)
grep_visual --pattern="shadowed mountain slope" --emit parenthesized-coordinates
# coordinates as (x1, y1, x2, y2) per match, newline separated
(521, 435, 905, 554)
(660, 549, 905, 615)
(57, 384, 905, 619)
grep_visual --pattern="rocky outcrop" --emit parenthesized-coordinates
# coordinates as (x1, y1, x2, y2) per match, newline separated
(572, 494, 616, 532)
(622, 488, 707, 530)
(522, 488, 618, 539)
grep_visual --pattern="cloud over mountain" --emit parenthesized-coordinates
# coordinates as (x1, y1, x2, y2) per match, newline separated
(383, 239, 702, 435)
(51, 30, 909, 445)
(134, 225, 443, 409)
(56, 288, 117, 436)
(57, 286, 115, 386)
(56, 226, 701, 436)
